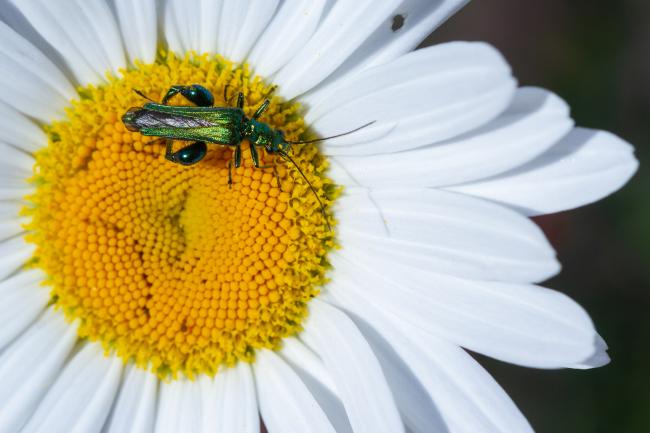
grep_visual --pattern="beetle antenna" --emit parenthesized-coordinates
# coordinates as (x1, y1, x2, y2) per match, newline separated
(133, 88, 157, 103)
(287, 121, 375, 145)
(278, 149, 332, 232)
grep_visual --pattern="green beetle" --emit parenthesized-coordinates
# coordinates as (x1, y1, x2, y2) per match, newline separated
(122, 84, 371, 229)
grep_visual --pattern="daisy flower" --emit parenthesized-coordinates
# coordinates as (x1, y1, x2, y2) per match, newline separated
(0, 1, 637, 433)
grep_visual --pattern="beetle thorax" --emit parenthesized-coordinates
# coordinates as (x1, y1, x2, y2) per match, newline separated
(245, 119, 274, 149)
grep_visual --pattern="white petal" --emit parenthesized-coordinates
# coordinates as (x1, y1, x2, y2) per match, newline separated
(225, 0, 280, 63)
(323, 291, 534, 433)
(254, 349, 337, 433)
(13, 0, 126, 85)
(0, 309, 78, 433)
(163, 0, 185, 55)
(328, 253, 606, 368)
(0, 21, 74, 120)
(390, 330, 533, 433)
(197, 0, 223, 54)
(0, 142, 34, 176)
(0, 101, 49, 152)
(301, 299, 404, 433)
(0, 220, 24, 242)
(0, 201, 21, 216)
(0, 180, 32, 200)
(154, 379, 201, 433)
(337, 188, 559, 283)
(114, 0, 157, 64)
(303, 0, 469, 105)
(0, 236, 35, 281)
(449, 128, 639, 216)
(280, 338, 354, 433)
(166, 0, 221, 55)
(0, 201, 27, 242)
(357, 324, 449, 433)
(200, 363, 259, 433)
(102, 364, 157, 433)
(21, 343, 123, 433)
(174, 0, 278, 60)
(305, 41, 508, 121)
(309, 42, 516, 155)
(248, 0, 328, 77)
(217, 1, 247, 57)
(330, 87, 573, 187)
(280, 337, 336, 394)
(197, 375, 226, 433)
(274, 0, 403, 99)
(569, 335, 611, 369)
(0, 269, 48, 351)
(0, 170, 31, 184)
(220, 363, 258, 433)
(356, 0, 468, 69)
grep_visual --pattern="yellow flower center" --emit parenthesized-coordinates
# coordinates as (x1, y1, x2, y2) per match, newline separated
(24, 52, 336, 378)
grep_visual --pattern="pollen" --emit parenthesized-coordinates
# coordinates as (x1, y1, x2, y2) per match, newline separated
(24, 52, 337, 378)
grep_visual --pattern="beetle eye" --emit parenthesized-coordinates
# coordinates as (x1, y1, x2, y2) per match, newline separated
(173, 141, 207, 166)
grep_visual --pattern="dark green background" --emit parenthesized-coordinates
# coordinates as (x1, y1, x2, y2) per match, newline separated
(426, 1, 649, 432)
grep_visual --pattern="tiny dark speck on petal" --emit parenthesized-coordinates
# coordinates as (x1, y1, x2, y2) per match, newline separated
(391, 14, 405, 32)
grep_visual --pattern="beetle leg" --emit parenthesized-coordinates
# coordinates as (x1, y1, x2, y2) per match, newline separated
(228, 145, 243, 189)
(234, 144, 242, 168)
(223, 84, 231, 105)
(223, 86, 245, 109)
(164, 140, 208, 165)
(162, 84, 215, 107)
(164, 139, 175, 162)
(161, 86, 183, 104)
(133, 88, 156, 102)
(249, 142, 260, 168)
(252, 99, 270, 120)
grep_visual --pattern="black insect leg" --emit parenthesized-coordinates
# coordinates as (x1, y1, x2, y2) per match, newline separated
(223, 86, 245, 109)
(249, 142, 260, 168)
(164, 140, 208, 165)
(162, 86, 183, 104)
(228, 145, 243, 188)
(223, 84, 231, 105)
(162, 84, 214, 107)
(164, 139, 175, 162)
(234, 144, 242, 168)
(252, 99, 270, 120)
(231, 86, 273, 119)
(133, 88, 156, 102)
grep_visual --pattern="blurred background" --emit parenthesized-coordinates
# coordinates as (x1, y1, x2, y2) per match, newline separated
(426, 1, 649, 432)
